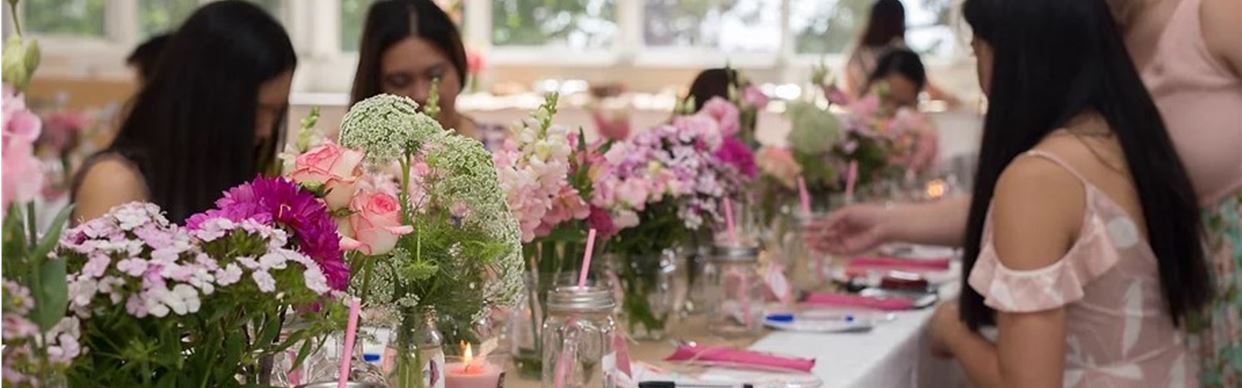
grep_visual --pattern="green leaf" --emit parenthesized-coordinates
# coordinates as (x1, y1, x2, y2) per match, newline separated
(31, 258, 68, 331)
(31, 205, 73, 261)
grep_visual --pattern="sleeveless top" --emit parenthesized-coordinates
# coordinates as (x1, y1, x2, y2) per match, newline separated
(968, 150, 1197, 387)
(1140, 0, 1242, 204)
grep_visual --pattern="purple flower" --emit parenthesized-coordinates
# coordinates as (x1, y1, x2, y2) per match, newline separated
(715, 137, 757, 178)
(187, 177, 349, 291)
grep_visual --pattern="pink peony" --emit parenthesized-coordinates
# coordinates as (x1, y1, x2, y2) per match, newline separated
(698, 97, 741, 138)
(339, 189, 414, 256)
(289, 142, 365, 210)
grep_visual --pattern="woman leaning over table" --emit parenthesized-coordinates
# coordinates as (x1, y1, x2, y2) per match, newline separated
(933, 0, 1207, 385)
(807, 0, 1242, 384)
(72, 1, 296, 224)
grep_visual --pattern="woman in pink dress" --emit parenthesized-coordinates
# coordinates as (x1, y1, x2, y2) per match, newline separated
(922, 0, 1209, 386)
(808, 0, 1242, 384)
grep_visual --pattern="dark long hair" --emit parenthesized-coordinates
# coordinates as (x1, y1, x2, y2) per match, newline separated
(860, 0, 906, 47)
(687, 67, 739, 113)
(106, 0, 295, 223)
(350, 0, 467, 106)
(863, 48, 926, 94)
(960, 0, 1209, 330)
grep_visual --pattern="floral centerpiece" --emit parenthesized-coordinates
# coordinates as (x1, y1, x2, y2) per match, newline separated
(492, 93, 604, 375)
(316, 94, 522, 388)
(59, 178, 346, 386)
(591, 107, 748, 339)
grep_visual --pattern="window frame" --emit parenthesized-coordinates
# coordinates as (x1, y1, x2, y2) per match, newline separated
(14, 0, 966, 94)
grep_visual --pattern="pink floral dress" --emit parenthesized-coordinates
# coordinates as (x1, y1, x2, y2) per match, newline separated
(968, 150, 1198, 387)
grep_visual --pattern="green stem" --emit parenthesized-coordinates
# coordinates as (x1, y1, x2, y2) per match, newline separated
(399, 154, 413, 225)
(359, 257, 375, 305)
(7, 0, 21, 37)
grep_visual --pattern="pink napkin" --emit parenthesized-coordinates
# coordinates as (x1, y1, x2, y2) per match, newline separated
(846, 256, 950, 271)
(665, 344, 815, 373)
(802, 292, 915, 311)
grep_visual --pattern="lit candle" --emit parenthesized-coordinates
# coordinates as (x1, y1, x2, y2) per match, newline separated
(445, 343, 503, 388)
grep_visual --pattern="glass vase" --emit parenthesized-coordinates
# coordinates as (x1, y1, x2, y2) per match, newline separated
(387, 308, 446, 388)
(607, 248, 688, 341)
(510, 238, 605, 378)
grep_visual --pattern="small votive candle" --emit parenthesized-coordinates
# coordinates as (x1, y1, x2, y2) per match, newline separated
(445, 345, 505, 388)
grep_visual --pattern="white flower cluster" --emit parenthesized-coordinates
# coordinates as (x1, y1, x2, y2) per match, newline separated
(59, 203, 334, 323)
(338, 94, 442, 165)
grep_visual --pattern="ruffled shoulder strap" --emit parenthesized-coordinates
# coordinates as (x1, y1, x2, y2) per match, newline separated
(967, 150, 1126, 313)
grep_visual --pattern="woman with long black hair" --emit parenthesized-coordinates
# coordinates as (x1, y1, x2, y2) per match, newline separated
(350, 0, 504, 150)
(924, 0, 1208, 386)
(72, 0, 296, 223)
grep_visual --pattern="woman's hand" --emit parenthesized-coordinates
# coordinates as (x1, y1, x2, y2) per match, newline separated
(803, 204, 892, 255)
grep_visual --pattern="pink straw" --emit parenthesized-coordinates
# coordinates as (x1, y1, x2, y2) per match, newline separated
(845, 161, 859, 201)
(577, 229, 598, 287)
(338, 297, 361, 388)
(797, 176, 812, 216)
(723, 198, 737, 244)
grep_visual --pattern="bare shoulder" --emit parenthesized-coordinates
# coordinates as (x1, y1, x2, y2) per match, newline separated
(990, 153, 1086, 270)
(1201, 0, 1242, 77)
(73, 158, 148, 222)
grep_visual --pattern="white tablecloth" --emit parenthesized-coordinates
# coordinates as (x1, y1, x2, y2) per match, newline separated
(697, 252, 968, 388)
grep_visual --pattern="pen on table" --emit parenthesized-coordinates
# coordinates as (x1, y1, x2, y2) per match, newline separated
(766, 313, 856, 323)
(637, 381, 754, 388)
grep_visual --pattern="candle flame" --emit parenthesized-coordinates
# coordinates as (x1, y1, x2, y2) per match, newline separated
(926, 179, 946, 199)
(462, 341, 476, 373)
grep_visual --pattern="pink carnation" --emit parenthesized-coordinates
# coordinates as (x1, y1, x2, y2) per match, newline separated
(698, 97, 741, 138)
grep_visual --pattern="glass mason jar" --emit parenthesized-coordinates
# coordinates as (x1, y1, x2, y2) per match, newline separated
(784, 210, 833, 293)
(706, 244, 765, 338)
(388, 308, 446, 388)
(606, 248, 688, 341)
(541, 286, 617, 388)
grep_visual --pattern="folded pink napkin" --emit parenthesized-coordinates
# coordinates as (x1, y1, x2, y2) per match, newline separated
(665, 344, 815, 372)
(847, 256, 950, 271)
(801, 292, 915, 311)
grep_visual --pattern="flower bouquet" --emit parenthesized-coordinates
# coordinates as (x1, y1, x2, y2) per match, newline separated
(492, 94, 603, 376)
(322, 94, 522, 388)
(58, 177, 347, 386)
(592, 109, 747, 339)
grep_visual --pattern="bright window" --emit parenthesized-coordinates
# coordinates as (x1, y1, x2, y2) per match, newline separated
(644, 0, 782, 54)
(492, 0, 616, 48)
(22, 0, 106, 37)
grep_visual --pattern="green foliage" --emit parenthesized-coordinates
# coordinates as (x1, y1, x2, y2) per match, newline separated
(20, 0, 105, 37)
(492, 0, 615, 47)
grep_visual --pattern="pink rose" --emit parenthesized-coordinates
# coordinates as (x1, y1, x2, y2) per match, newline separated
(741, 85, 769, 109)
(699, 97, 740, 138)
(339, 189, 414, 256)
(290, 142, 365, 210)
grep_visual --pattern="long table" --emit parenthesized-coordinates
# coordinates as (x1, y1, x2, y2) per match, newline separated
(506, 263, 966, 388)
